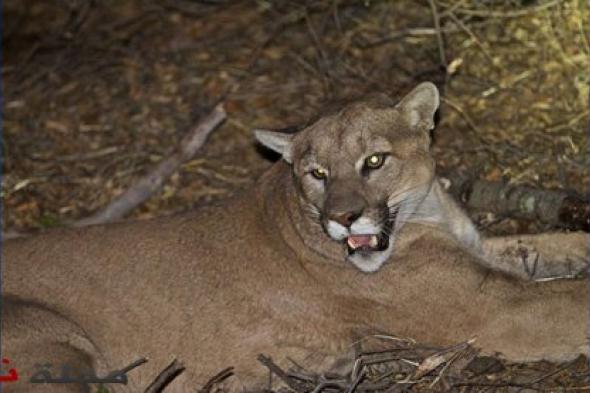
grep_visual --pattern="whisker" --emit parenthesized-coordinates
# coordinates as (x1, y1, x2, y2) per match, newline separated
(301, 203, 322, 223)
(386, 182, 432, 205)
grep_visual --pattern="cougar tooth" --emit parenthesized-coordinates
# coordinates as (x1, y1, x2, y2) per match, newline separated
(369, 236, 378, 248)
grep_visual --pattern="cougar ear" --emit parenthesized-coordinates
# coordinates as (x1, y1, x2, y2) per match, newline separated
(254, 129, 294, 163)
(395, 82, 440, 131)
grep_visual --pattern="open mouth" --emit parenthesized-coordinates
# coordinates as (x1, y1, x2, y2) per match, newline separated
(345, 205, 399, 255)
(346, 234, 388, 254)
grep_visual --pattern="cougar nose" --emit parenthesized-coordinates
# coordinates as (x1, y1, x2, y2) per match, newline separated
(330, 210, 362, 227)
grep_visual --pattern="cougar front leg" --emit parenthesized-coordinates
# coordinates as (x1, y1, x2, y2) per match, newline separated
(481, 232, 588, 281)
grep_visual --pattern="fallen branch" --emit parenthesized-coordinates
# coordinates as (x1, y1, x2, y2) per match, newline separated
(143, 359, 185, 393)
(74, 104, 226, 227)
(439, 169, 590, 232)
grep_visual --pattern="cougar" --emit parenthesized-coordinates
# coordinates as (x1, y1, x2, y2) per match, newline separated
(3, 83, 588, 392)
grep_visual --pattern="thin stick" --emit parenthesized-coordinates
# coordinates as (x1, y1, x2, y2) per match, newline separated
(143, 359, 185, 393)
(198, 367, 235, 393)
(74, 104, 226, 227)
(452, 0, 561, 18)
(427, 0, 447, 67)
(446, 11, 495, 66)
(440, 97, 495, 148)
(257, 354, 305, 392)
(345, 370, 365, 393)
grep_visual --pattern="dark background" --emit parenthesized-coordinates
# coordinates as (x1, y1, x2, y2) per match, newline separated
(3, 0, 589, 235)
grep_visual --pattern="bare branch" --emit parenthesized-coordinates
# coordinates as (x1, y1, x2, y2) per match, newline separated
(74, 104, 226, 227)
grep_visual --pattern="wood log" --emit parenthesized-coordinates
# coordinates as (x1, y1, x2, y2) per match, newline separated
(439, 169, 589, 232)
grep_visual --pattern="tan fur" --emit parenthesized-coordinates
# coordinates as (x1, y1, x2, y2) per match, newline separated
(3, 83, 588, 392)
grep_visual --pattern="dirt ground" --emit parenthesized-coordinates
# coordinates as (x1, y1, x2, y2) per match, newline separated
(3, 0, 589, 390)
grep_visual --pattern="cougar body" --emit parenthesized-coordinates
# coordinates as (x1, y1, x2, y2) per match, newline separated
(3, 83, 588, 392)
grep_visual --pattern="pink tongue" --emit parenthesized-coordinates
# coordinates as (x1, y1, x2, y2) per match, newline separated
(347, 235, 374, 249)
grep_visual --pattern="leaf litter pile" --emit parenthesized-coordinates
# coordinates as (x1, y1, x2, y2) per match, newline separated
(244, 337, 589, 393)
(3, 0, 589, 391)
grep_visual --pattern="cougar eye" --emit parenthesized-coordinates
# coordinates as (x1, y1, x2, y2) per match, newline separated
(364, 154, 386, 170)
(310, 168, 328, 180)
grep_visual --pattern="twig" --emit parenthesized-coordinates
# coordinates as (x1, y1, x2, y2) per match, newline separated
(427, 0, 447, 67)
(257, 354, 306, 392)
(446, 11, 495, 66)
(332, 0, 342, 35)
(527, 358, 579, 385)
(304, 10, 334, 95)
(345, 370, 365, 393)
(439, 0, 469, 18)
(311, 379, 348, 393)
(451, 381, 590, 391)
(143, 359, 185, 393)
(198, 367, 235, 393)
(576, 0, 590, 57)
(452, 0, 561, 18)
(63, 0, 95, 35)
(358, 26, 457, 49)
(440, 97, 496, 149)
(51, 146, 120, 162)
(428, 351, 459, 388)
(73, 104, 226, 227)
(412, 339, 476, 380)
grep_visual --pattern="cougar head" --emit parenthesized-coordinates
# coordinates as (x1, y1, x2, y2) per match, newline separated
(255, 82, 439, 272)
